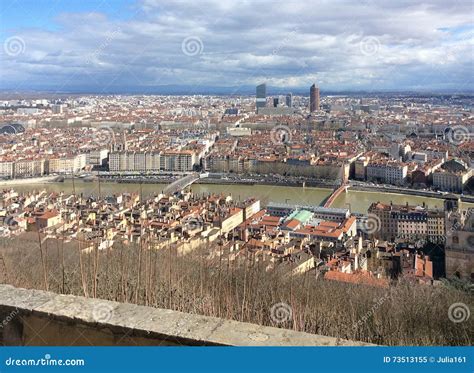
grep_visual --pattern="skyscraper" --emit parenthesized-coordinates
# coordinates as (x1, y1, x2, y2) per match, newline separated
(256, 83, 266, 110)
(273, 97, 279, 107)
(310, 84, 320, 113)
(286, 93, 293, 108)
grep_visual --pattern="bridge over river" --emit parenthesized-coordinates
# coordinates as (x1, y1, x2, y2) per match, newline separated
(321, 184, 349, 208)
(163, 172, 209, 195)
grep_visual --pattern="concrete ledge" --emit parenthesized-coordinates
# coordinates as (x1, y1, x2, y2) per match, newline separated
(0, 285, 372, 346)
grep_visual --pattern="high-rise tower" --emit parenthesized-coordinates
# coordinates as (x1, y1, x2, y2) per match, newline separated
(310, 84, 320, 113)
(256, 83, 267, 110)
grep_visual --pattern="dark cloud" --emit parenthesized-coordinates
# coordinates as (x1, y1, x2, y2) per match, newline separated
(1, 0, 473, 92)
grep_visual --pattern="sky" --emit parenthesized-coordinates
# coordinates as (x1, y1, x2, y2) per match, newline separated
(0, 0, 473, 93)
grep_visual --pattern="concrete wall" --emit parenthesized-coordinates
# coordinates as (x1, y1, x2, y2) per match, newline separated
(0, 285, 371, 346)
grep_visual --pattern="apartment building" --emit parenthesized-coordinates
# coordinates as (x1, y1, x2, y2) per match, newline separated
(433, 167, 472, 193)
(0, 161, 14, 179)
(205, 155, 230, 172)
(47, 154, 87, 174)
(366, 161, 407, 185)
(85, 149, 109, 166)
(368, 202, 445, 243)
(145, 152, 161, 171)
(427, 211, 446, 244)
(161, 150, 198, 172)
(13, 159, 45, 178)
(395, 207, 427, 241)
(109, 152, 128, 172)
(109, 150, 198, 172)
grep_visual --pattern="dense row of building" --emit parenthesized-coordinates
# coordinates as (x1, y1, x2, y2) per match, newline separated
(368, 201, 445, 243)
(1, 92, 472, 193)
(1, 186, 471, 283)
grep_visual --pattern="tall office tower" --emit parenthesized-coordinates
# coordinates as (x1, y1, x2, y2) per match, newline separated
(256, 83, 267, 110)
(273, 97, 279, 107)
(310, 84, 320, 112)
(286, 93, 293, 108)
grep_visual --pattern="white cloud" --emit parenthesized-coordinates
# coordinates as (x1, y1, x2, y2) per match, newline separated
(1, 0, 473, 91)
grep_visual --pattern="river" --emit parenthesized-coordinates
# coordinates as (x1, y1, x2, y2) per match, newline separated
(5, 180, 473, 214)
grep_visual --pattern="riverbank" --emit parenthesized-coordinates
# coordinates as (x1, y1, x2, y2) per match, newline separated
(350, 184, 474, 204)
(4, 178, 474, 214)
(97, 175, 339, 188)
(0, 175, 58, 186)
(5, 172, 474, 205)
(99, 174, 474, 203)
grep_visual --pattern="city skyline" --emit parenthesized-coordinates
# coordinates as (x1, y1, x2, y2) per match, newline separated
(0, 0, 472, 356)
(1, 0, 473, 93)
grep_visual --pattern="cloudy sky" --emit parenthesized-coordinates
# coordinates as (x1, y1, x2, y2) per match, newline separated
(0, 0, 473, 93)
